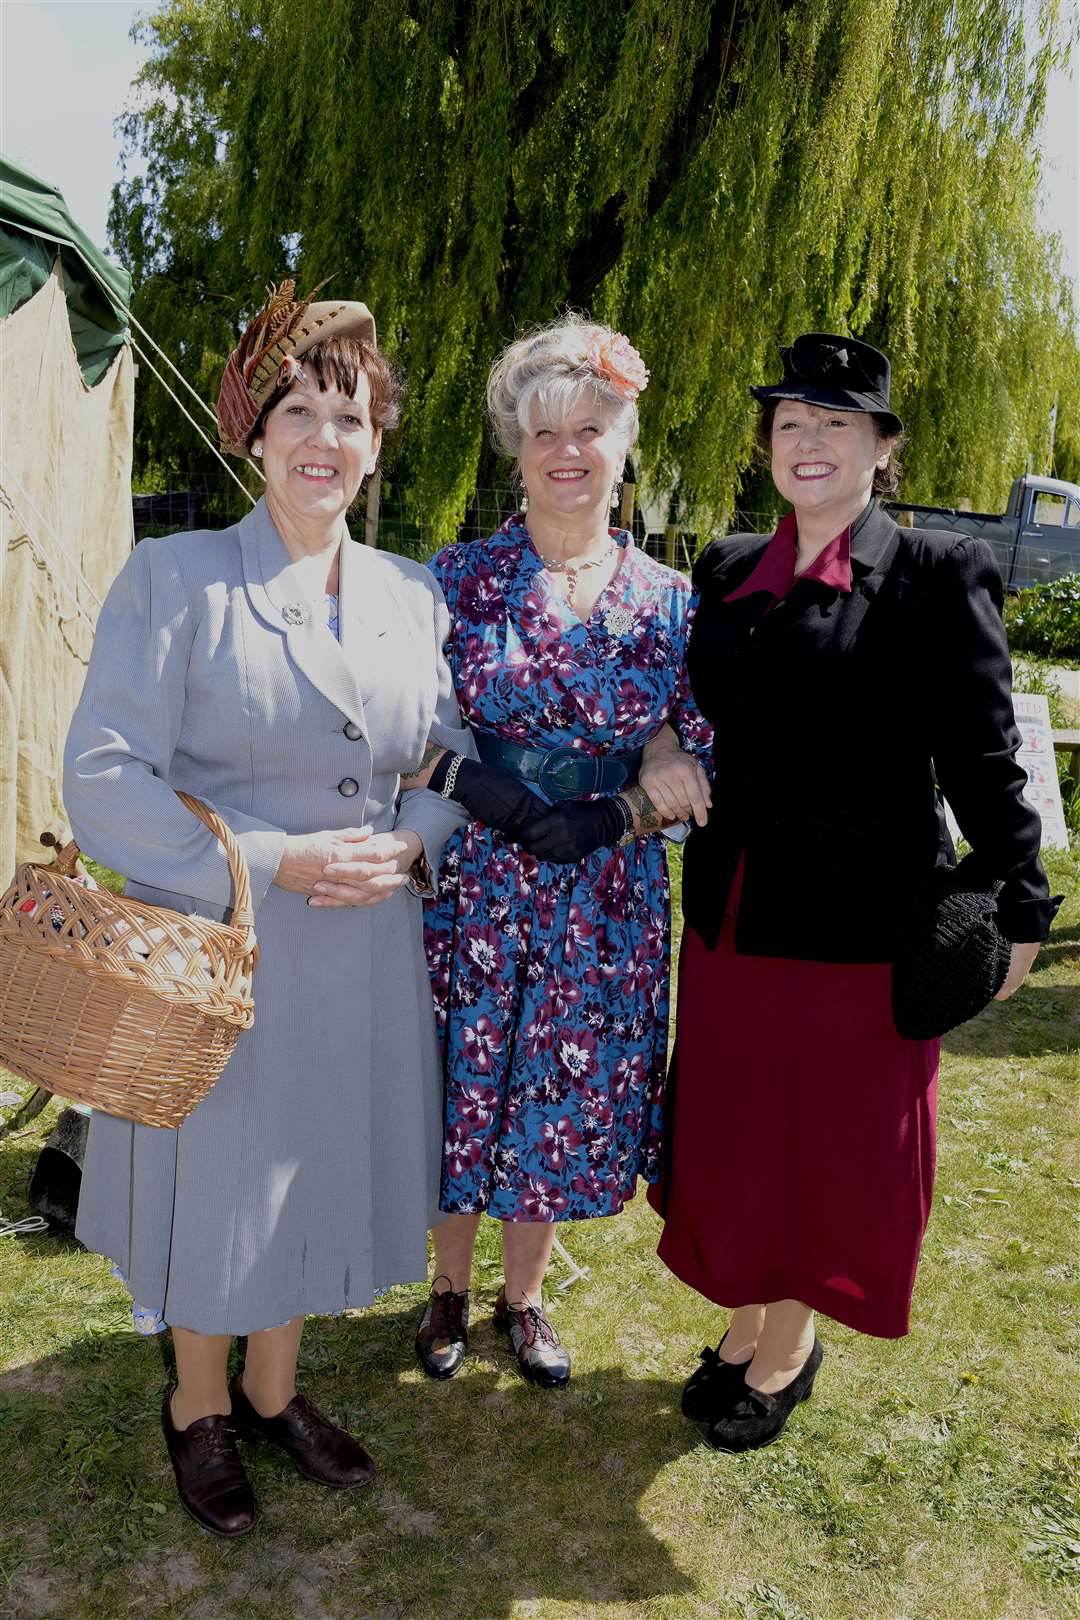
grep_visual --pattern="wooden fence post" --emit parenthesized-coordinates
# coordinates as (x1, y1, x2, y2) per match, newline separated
(619, 481, 636, 531)
(364, 468, 382, 546)
(664, 523, 676, 569)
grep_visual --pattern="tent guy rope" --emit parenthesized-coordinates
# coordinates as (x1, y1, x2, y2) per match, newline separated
(1, 464, 104, 607)
(129, 337, 258, 507)
(66, 240, 264, 497)
(0, 474, 102, 636)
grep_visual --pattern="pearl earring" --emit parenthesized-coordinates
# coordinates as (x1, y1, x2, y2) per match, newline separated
(252, 444, 263, 459)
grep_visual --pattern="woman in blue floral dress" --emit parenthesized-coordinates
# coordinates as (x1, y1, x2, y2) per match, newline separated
(407, 317, 712, 1387)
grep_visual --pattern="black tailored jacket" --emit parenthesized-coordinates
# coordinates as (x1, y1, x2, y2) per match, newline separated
(682, 500, 1056, 961)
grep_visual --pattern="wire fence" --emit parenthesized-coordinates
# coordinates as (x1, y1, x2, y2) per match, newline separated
(132, 474, 776, 572)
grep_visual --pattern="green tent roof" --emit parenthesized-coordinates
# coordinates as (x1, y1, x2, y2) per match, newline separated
(0, 156, 131, 386)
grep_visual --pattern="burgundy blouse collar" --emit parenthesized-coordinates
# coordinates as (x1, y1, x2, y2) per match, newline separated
(724, 508, 854, 602)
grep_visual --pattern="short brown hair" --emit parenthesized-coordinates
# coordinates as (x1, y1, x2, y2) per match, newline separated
(755, 400, 904, 498)
(248, 334, 402, 451)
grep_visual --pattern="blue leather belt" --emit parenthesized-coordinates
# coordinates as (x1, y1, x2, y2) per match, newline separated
(473, 731, 642, 801)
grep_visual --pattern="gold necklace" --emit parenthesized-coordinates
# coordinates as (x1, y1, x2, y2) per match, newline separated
(535, 538, 616, 607)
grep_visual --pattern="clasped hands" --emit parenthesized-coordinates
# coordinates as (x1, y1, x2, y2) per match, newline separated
(638, 722, 712, 828)
(273, 826, 424, 908)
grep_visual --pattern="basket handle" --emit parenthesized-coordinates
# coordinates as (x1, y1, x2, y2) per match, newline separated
(174, 792, 255, 932)
(38, 831, 83, 878)
(43, 793, 255, 933)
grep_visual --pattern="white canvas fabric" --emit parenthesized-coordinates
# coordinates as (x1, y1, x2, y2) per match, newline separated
(0, 264, 135, 873)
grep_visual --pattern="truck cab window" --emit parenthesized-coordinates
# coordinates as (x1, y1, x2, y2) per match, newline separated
(1034, 492, 1068, 526)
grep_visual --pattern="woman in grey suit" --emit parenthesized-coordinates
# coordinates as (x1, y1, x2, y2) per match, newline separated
(63, 282, 471, 1536)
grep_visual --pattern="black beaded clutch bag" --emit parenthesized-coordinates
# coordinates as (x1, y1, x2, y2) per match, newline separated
(892, 859, 1012, 1041)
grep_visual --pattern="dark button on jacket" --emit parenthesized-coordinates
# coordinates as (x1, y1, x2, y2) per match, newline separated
(683, 500, 1054, 962)
(342, 721, 363, 741)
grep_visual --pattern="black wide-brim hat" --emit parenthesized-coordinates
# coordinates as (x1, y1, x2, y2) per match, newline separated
(750, 332, 903, 435)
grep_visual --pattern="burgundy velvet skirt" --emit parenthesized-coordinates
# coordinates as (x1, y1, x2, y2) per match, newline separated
(650, 879, 940, 1338)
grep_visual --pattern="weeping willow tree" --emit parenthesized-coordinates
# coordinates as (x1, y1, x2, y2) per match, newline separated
(112, 0, 1078, 543)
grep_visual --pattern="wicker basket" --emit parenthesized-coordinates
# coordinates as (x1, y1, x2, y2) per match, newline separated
(0, 792, 257, 1128)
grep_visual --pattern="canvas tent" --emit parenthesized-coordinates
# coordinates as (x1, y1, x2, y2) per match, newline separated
(0, 158, 135, 876)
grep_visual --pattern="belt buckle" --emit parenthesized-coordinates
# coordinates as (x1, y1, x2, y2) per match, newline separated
(538, 746, 591, 800)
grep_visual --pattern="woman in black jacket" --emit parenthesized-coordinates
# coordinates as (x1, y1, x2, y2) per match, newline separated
(651, 334, 1058, 1452)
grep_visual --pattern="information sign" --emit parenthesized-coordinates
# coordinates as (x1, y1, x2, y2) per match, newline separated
(1013, 692, 1069, 849)
(942, 691, 1068, 851)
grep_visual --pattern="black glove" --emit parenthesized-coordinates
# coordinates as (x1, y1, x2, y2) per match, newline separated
(520, 798, 630, 864)
(427, 755, 629, 864)
(427, 754, 550, 841)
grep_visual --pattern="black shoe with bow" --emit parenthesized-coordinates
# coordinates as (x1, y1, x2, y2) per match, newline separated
(681, 1331, 755, 1422)
(493, 1288, 571, 1388)
(229, 1376, 375, 1488)
(707, 1339, 824, 1452)
(415, 1276, 470, 1380)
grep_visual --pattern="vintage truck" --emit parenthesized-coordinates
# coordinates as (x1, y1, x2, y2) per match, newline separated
(887, 474, 1080, 590)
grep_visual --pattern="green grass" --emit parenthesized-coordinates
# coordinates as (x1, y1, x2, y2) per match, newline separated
(1, 848, 1077, 1620)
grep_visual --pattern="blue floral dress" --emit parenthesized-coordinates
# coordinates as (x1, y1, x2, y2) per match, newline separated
(424, 520, 711, 1222)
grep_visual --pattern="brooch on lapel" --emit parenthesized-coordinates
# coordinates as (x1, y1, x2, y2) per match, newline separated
(281, 603, 309, 627)
(602, 604, 635, 637)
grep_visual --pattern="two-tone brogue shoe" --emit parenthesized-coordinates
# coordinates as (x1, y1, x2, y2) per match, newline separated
(229, 1376, 375, 1489)
(493, 1289, 571, 1389)
(415, 1276, 471, 1380)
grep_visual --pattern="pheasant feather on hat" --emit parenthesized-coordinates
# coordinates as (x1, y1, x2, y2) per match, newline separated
(217, 278, 377, 459)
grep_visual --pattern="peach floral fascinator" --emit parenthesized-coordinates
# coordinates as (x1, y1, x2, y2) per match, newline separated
(582, 330, 650, 401)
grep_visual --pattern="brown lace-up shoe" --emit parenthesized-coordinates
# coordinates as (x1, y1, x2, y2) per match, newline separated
(415, 1275, 470, 1380)
(161, 1387, 256, 1538)
(229, 1376, 375, 1489)
(493, 1288, 571, 1388)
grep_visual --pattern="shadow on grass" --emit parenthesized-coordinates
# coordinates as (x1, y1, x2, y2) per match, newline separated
(942, 991, 1080, 1059)
(1033, 923, 1079, 969)
(0, 1304, 700, 1619)
(943, 920, 1080, 1061)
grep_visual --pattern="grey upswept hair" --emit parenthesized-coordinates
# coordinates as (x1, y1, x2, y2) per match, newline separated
(485, 314, 640, 460)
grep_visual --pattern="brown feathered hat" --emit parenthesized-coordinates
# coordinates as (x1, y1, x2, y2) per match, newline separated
(217, 279, 377, 459)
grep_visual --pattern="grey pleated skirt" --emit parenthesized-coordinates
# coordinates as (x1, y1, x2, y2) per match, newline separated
(76, 883, 443, 1336)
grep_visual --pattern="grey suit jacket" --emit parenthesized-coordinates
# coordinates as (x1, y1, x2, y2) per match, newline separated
(64, 497, 472, 912)
(62, 498, 472, 1333)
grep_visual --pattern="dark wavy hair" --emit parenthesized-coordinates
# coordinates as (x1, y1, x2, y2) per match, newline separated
(248, 334, 402, 452)
(755, 399, 905, 498)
